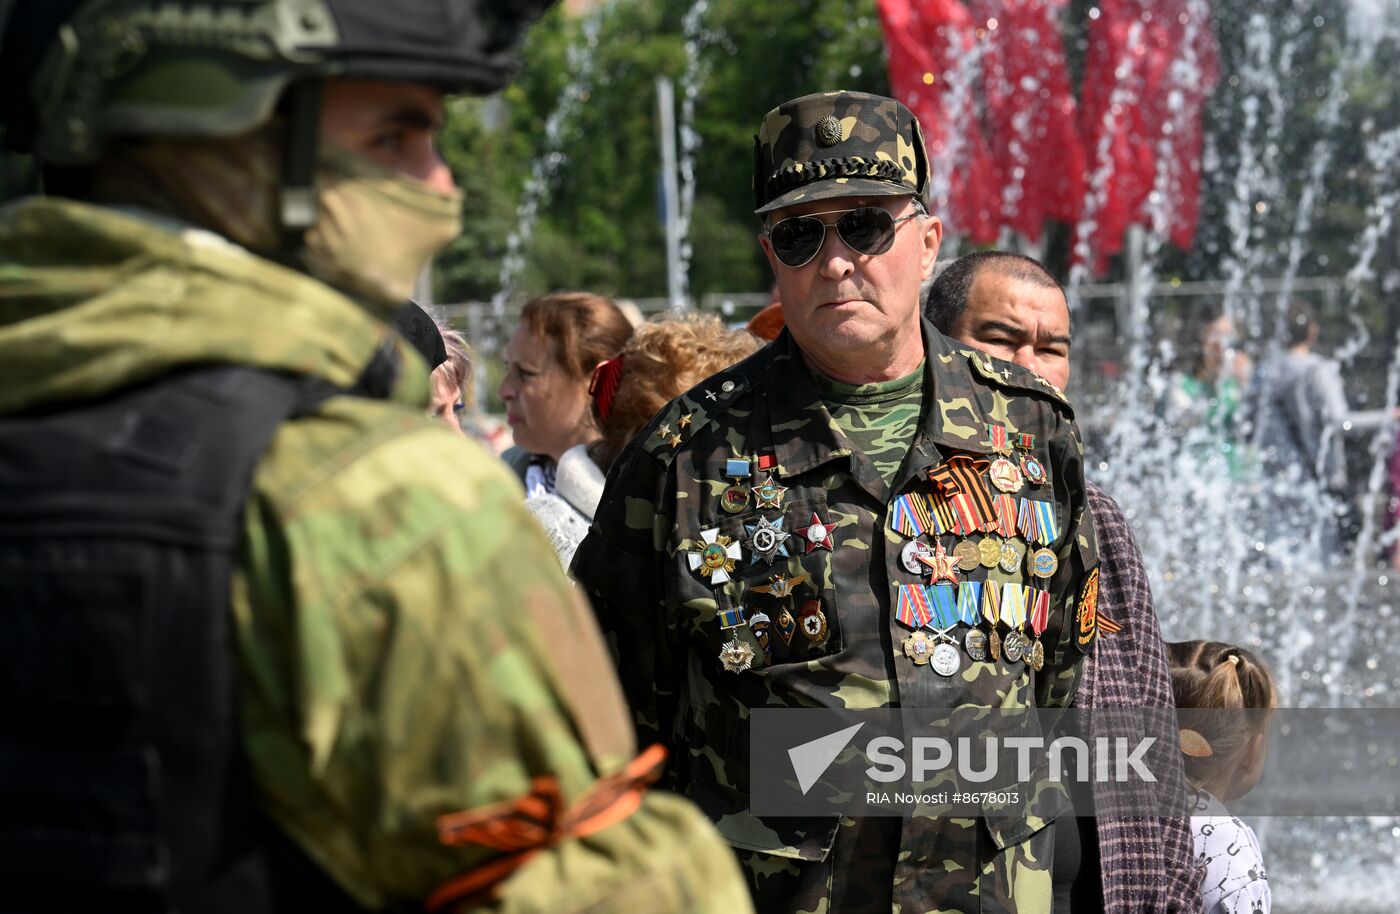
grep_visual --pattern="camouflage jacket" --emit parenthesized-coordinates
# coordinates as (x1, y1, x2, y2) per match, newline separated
(0, 198, 752, 914)
(573, 322, 1100, 914)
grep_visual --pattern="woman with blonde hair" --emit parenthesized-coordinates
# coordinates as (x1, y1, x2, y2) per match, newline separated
(529, 312, 761, 567)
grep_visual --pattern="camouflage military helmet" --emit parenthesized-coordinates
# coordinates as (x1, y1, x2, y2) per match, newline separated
(0, 0, 555, 165)
(752, 90, 930, 215)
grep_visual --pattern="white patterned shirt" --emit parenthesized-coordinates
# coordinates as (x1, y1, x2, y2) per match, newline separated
(1191, 790, 1270, 914)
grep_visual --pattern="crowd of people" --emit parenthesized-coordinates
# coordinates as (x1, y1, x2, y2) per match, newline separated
(3, 1, 1391, 913)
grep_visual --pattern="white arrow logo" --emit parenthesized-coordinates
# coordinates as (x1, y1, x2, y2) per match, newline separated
(788, 723, 865, 796)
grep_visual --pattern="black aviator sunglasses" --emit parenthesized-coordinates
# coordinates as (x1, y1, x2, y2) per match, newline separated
(764, 204, 924, 268)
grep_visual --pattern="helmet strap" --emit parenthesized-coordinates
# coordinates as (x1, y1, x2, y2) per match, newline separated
(278, 79, 323, 248)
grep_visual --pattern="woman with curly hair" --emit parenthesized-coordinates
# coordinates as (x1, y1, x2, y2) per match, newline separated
(528, 312, 761, 567)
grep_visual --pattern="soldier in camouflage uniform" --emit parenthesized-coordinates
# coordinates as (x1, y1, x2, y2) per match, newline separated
(0, 2, 751, 911)
(573, 92, 1102, 914)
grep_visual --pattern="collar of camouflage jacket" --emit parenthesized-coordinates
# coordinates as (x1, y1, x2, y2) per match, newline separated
(0, 196, 430, 415)
(760, 321, 1067, 494)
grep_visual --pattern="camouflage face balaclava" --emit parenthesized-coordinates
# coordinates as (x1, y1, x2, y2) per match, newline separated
(92, 131, 461, 307)
(302, 147, 463, 306)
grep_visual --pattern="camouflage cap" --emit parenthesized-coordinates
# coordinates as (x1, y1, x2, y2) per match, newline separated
(752, 90, 929, 215)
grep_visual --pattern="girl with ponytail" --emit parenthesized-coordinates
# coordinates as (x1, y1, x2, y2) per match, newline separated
(1167, 640, 1278, 914)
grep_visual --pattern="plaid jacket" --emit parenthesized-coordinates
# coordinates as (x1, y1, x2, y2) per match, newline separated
(1077, 482, 1203, 913)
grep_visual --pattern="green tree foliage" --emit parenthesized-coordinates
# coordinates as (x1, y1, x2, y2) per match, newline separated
(434, 98, 519, 302)
(434, 0, 892, 306)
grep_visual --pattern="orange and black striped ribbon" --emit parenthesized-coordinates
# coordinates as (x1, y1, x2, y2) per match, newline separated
(429, 744, 667, 911)
(929, 456, 994, 531)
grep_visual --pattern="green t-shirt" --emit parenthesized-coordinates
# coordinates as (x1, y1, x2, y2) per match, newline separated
(812, 361, 925, 488)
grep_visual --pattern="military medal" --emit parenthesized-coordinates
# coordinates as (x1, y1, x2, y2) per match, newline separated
(953, 539, 980, 571)
(903, 630, 935, 665)
(753, 572, 809, 600)
(916, 540, 960, 585)
(931, 640, 961, 677)
(720, 456, 754, 514)
(798, 599, 828, 643)
(720, 487, 751, 514)
(1028, 639, 1045, 671)
(751, 474, 788, 510)
(978, 535, 1003, 568)
(749, 611, 772, 658)
(964, 627, 989, 662)
(1000, 583, 1030, 665)
(1030, 547, 1058, 579)
(989, 457, 1024, 494)
(1021, 454, 1048, 486)
(998, 538, 1025, 574)
(1003, 630, 1025, 664)
(1015, 433, 1047, 486)
(745, 516, 791, 564)
(1027, 588, 1050, 672)
(900, 539, 935, 575)
(796, 512, 838, 553)
(777, 607, 798, 645)
(719, 636, 755, 672)
(982, 581, 1002, 661)
(687, 528, 742, 584)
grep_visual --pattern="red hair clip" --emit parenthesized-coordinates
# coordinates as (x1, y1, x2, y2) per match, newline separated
(588, 356, 625, 424)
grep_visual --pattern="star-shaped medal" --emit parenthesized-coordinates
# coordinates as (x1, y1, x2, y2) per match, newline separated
(751, 474, 788, 510)
(669, 434, 682, 448)
(719, 637, 755, 673)
(796, 512, 838, 553)
(655, 423, 672, 439)
(745, 515, 791, 564)
(752, 572, 810, 599)
(916, 540, 960, 585)
(686, 528, 742, 584)
(678, 413, 693, 429)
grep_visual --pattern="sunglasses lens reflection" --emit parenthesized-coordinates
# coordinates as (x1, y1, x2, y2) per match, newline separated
(770, 207, 899, 267)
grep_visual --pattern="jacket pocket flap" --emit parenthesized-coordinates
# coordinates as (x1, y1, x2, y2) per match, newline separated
(687, 776, 839, 862)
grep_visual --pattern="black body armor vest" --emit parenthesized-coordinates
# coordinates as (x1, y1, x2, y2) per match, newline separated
(0, 363, 391, 913)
